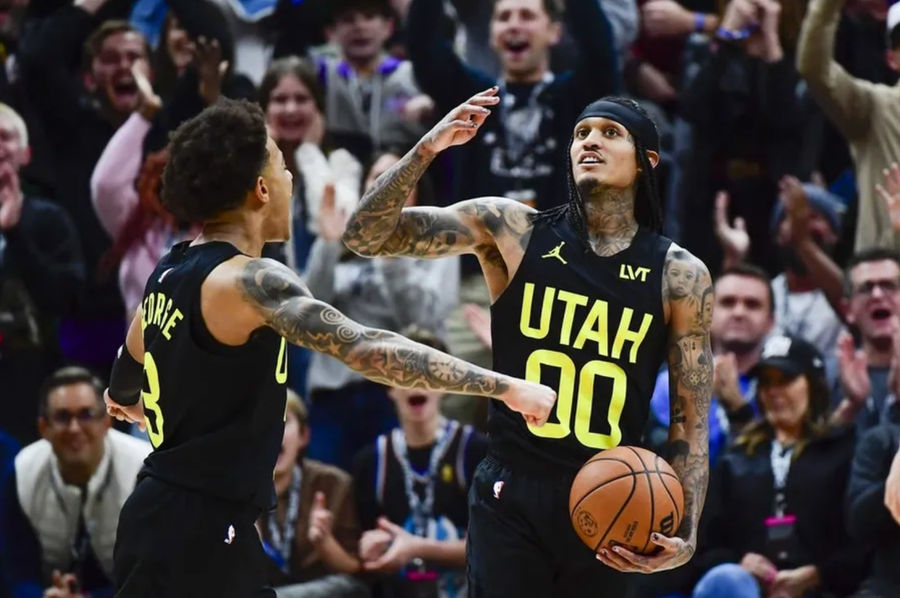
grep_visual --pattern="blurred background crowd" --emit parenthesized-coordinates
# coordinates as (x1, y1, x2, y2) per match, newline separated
(1, 0, 900, 596)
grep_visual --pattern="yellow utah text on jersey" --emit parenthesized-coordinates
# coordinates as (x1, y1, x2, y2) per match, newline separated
(141, 292, 184, 340)
(519, 282, 653, 364)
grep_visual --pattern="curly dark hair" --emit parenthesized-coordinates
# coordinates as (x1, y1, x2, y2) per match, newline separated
(162, 98, 269, 222)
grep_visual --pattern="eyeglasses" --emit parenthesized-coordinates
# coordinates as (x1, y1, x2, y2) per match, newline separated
(47, 408, 105, 428)
(852, 279, 900, 296)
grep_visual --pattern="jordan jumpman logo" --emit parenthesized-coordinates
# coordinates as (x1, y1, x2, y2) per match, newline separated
(542, 242, 568, 265)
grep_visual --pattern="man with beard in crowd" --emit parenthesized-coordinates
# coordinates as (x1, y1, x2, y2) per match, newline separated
(647, 264, 775, 464)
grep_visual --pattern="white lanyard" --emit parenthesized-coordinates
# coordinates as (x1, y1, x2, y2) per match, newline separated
(770, 440, 795, 516)
(268, 465, 302, 573)
(392, 419, 457, 537)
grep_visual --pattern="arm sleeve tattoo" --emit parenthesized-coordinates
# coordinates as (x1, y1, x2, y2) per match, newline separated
(662, 247, 713, 553)
(238, 258, 513, 397)
(342, 144, 532, 259)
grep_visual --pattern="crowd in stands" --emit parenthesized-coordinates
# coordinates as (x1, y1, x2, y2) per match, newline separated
(2, 0, 900, 596)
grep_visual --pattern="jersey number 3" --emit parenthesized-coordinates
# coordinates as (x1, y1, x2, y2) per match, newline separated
(525, 349, 626, 449)
(142, 352, 165, 448)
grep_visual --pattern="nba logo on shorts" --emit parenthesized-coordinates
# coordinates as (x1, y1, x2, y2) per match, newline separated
(493, 481, 504, 499)
(224, 524, 236, 545)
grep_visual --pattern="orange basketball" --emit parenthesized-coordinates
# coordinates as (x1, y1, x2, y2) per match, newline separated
(569, 446, 684, 555)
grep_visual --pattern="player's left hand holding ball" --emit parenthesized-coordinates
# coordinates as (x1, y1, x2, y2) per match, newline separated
(104, 389, 147, 431)
(595, 532, 694, 573)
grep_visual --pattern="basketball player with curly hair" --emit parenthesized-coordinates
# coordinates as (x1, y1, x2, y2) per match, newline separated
(102, 98, 555, 598)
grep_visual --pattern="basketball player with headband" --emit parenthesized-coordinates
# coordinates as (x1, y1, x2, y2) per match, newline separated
(343, 88, 713, 596)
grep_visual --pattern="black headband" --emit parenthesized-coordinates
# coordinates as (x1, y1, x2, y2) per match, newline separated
(574, 100, 659, 153)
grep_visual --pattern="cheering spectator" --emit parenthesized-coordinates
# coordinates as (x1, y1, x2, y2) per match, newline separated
(303, 151, 459, 470)
(715, 179, 846, 369)
(0, 103, 84, 446)
(19, 0, 151, 373)
(258, 391, 367, 598)
(847, 424, 900, 597)
(647, 265, 774, 464)
(830, 250, 900, 433)
(353, 328, 486, 598)
(407, 0, 619, 208)
(797, 0, 900, 251)
(693, 335, 865, 598)
(90, 41, 231, 319)
(0, 367, 150, 598)
(678, 0, 809, 274)
(258, 56, 362, 272)
(317, 0, 430, 161)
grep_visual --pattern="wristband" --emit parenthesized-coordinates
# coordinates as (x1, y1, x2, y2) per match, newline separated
(109, 344, 143, 406)
(694, 13, 707, 33)
(715, 24, 757, 41)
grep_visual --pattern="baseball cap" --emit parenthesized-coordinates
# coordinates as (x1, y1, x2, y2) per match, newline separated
(888, 3, 900, 41)
(770, 184, 846, 236)
(750, 335, 826, 379)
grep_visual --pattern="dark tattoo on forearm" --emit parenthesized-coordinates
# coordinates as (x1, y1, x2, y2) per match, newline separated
(343, 145, 435, 256)
(662, 246, 712, 553)
(238, 259, 511, 396)
(343, 144, 534, 268)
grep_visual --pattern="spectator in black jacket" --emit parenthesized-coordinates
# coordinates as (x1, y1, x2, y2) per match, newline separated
(406, 0, 620, 209)
(18, 0, 150, 374)
(676, 0, 809, 276)
(0, 103, 85, 446)
(847, 424, 900, 598)
(693, 335, 865, 598)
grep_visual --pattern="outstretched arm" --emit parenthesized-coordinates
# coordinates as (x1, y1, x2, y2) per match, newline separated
(343, 87, 531, 259)
(238, 258, 555, 425)
(598, 245, 712, 573)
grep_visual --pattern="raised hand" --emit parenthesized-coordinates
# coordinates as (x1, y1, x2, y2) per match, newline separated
(0, 162, 22, 230)
(876, 162, 900, 234)
(778, 176, 811, 245)
(317, 184, 348, 242)
(885, 447, 900, 524)
(713, 191, 749, 264)
(419, 87, 500, 156)
(131, 58, 161, 121)
(462, 303, 492, 349)
(194, 37, 229, 105)
(641, 0, 696, 38)
(713, 353, 746, 411)
(308, 491, 334, 545)
(836, 332, 871, 406)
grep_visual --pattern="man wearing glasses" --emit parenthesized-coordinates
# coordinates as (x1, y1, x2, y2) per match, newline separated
(0, 367, 150, 598)
(831, 249, 900, 433)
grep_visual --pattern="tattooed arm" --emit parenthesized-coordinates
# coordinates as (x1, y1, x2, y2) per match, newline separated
(343, 87, 533, 271)
(597, 244, 712, 573)
(660, 246, 713, 563)
(237, 257, 555, 424)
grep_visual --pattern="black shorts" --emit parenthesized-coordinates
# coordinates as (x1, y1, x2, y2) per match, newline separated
(114, 476, 275, 598)
(466, 455, 637, 598)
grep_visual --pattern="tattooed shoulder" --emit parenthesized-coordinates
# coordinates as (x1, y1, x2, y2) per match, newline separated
(662, 245, 713, 328)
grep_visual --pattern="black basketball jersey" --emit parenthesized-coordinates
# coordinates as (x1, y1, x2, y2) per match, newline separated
(489, 214, 671, 472)
(138, 241, 287, 510)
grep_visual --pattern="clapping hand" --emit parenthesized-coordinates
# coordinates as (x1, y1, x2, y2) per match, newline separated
(876, 163, 900, 234)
